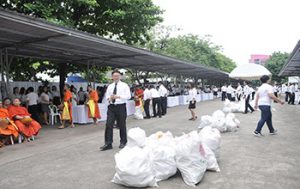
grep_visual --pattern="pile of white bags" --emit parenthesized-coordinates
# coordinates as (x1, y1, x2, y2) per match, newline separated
(222, 99, 244, 113)
(199, 110, 241, 133)
(113, 127, 221, 187)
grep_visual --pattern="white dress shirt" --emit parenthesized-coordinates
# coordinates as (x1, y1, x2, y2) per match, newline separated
(188, 88, 197, 101)
(26, 92, 39, 106)
(257, 83, 273, 106)
(289, 85, 296, 93)
(221, 86, 227, 92)
(243, 85, 251, 96)
(158, 85, 168, 97)
(143, 88, 151, 100)
(236, 86, 242, 95)
(226, 85, 235, 94)
(150, 88, 160, 98)
(106, 80, 131, 105)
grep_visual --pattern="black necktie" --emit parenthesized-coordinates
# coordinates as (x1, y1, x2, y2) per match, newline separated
(112, 83, 117, 103)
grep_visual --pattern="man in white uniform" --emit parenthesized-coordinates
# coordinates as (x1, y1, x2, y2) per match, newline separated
(150, 85, 162, 118)
(158, 81, 168, 116)
(143, 85, 151, 119)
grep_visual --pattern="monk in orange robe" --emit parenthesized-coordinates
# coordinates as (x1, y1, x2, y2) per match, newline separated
(134, 86, 144, 107)
(8, 98, 41, 140)
(0, 100, 19, 140)
(58, 84, 74, 129)
(87, 85, 101, 124)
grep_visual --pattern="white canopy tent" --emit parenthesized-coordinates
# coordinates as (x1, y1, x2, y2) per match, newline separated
(229, 63, 272, 81)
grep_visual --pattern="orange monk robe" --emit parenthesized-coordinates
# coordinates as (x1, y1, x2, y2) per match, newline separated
(62, 89, 73, 121)
(7, 106, 41, 137)
(0, 108, 19, 138)
(134, 89, 144, 107)
(87, 90, 101, 119)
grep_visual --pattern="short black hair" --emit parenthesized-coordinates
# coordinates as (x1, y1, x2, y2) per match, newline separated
(260, 75, 270, 83)
(112, 69, 122, 75)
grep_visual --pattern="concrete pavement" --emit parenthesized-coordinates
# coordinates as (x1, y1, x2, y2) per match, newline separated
(0, 100, 299, 189)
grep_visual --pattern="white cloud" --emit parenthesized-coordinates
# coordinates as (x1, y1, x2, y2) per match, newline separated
(153, 0, 300, 65)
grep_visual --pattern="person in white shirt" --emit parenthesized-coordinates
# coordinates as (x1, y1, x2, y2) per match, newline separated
(40, 86, 50, 125)
(226, 84, 234, 101)
(249, 86, 255, 100)
(188, 83, 198, 121)
(100, 70, 131, 151)
(26, 87, 41, 124)
(50, 86, 61, 106)
(150, 85, 162, 118)
(143, 85, 152, 119)
(288, 84, 296, 105)
(236, 83, 242, 101)
(253, 75, 284, 136)
(221, 84, 227, 101)
(158, 81, 168, 116)
(213, 86, 218, 99)
(77, 87, 86, 105)
(243, 81, 254, 114)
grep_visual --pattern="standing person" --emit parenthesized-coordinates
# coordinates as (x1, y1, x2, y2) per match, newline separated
(150, 85, 162, 118)
(19, 87, 27, 106)
(236, 83, 242, 101)
(26, 87, 41, 124)
(70, 85, 78, 107)
(12, 87, 21, 100)
(288, 83, 295, 105)
(250, 86, 255, 100)
(58, 84, 74, 129)
(243, 81, 254, 114)
(188, 83, 197, 121)
(86, 85, 101, 124)
(212, 86, 218, 99)
(40, 86, 50, 125)
(100, 70, 131, 151)
(282, 83, 288, 102)
(143, 85, 151, 119)
(221, 84, 227, 101)
(49, 86, 60, 106)
(158, 81, 168, 116)
(273, 84, 279, 103)
(78, 87, 86, 105)
(226, 84, 234, 101)
(253, 75, 284, 136)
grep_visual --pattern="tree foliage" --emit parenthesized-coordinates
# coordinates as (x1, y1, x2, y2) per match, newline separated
(265, 51, 290, 83)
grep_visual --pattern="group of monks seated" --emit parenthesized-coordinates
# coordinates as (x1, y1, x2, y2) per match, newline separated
(0, 98, 41, 148)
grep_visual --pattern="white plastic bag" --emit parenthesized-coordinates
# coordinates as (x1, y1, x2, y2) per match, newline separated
(134, 106, 144, 120)
(202, 143, 220, 172)
(225, 113, 238, 132)
(146, 131, 177, 182)
(175, 133, 207, 187)
(127, 127, 146, 148)
(112, 146, 158, 187)
(198, 115, 214, 129)
(199, 126, 221, 159)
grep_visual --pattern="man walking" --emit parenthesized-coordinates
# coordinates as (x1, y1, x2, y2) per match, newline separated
(158, 81, 168, 116)
(243, 81, 254, 114)
(100, 70, 131, 151)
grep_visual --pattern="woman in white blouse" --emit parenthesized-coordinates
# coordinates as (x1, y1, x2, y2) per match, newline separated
(188, 83, 198, 121)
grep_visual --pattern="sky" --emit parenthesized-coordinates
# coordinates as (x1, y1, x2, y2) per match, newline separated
(152, 0, 300, 65)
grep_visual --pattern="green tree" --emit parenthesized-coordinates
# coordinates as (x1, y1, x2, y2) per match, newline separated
(265, 52, 289, 83)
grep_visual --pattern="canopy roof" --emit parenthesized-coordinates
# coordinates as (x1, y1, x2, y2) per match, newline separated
(279, 40, 300, 76)
(0, 8, 229, 80)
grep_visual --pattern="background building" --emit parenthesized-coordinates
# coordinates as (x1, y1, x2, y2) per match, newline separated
(249, 54, 270, 65)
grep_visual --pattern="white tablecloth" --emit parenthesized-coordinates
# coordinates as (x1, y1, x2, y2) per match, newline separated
(179, 95, 190, 105)
(72, 100, 135, 124)
(167, 96, 180, 107)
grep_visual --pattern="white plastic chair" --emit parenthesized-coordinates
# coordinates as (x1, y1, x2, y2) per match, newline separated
(48, 105, 61, 125)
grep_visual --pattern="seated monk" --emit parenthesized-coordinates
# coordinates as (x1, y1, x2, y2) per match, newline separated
(8, 98, 41, 141)
(87, 85, 101, 124)
(0, 100, 19, 142)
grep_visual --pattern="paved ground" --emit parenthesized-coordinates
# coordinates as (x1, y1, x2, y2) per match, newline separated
(0, 99, 299, 189)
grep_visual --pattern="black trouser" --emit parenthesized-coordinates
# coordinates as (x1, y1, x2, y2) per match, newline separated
(237, 94, 241, 101)
(221, 92, 226, 101)
(227, 93, 232, 101)
(28, 104, 42, 123)
(288, 92, 295, 105)
(161, 96, 167, 115)
(245, 95, 254, 113)
(105, 104, 127, 145)
(152, 98, 162, 117)
(285, 92, 290, 102)
(144, 99, 151, 118)
(252, 92, 255, 100)
(274, 92, 278, 103)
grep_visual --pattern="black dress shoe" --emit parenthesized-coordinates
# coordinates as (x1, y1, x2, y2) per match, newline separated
(119, 143, 126, 149)
(100, 144, 113, 151)
(144, 116, 150, 119)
